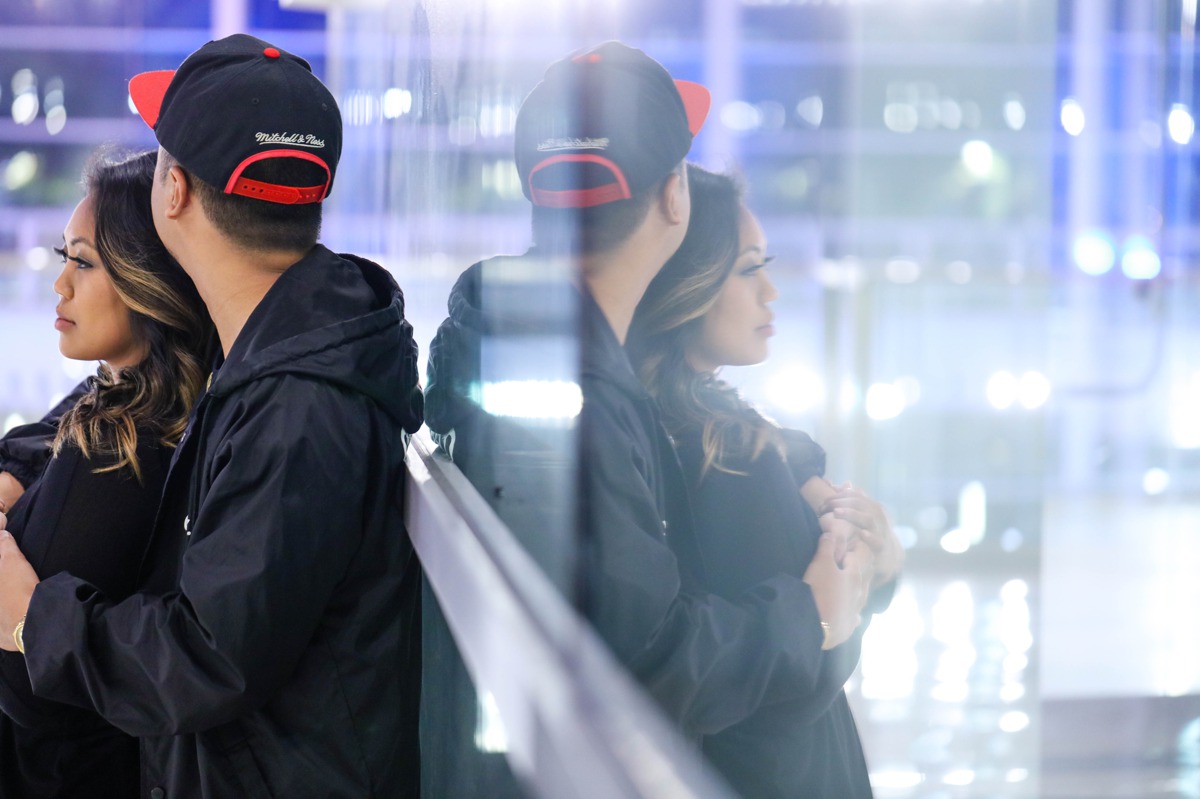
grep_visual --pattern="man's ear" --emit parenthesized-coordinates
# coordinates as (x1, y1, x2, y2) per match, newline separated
(163, 164, 192, 220)
(659, 168, 688, 227)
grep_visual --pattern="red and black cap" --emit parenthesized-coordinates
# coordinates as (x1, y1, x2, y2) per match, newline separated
(129, 34, 341, 205)
(514, 41, 711, 209)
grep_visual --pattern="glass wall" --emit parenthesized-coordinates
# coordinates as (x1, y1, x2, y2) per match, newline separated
(2, 1, 1200, 797)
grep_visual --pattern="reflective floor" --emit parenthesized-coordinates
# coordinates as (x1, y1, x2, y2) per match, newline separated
(849, 491, 1200, 798)
(851, 573, 1038, 798)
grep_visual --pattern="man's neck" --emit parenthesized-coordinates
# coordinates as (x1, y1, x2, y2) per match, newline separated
(579, 241, 665, 346)
(180, 239, 309, 356)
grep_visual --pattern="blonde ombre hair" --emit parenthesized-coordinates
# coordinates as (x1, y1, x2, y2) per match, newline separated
(628, 164, 780, 476)
(53, 150, 215, 480)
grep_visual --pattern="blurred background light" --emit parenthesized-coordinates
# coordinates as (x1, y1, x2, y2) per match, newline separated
(344, 90, 380, 127)
(999, 526, 1024, 553)
(1003, 93, 1026, 130)
(946, 260, 972, 284)
(1168, 103, 1195, 145)
(940, 98, 963, 130)
(11, 68, 38, 125)
(721, 100, 763, 132)
(883, 102, 918, 133)
(865, 381, 905, 421)
(473, 691, 509, 754)
(383, 88, 413, 119)
(479, 100, 517, 138)
(1121, 235, 1161, 280)
(1017, 370, 1051, 409)
(1142, 467, 1170, 496)
(869, 770, 924, 790)
(885, 258, 920, 283)
(941, 481, 987, 554)
(1072, 229, 1116, 275)
(25, 246, 50, 272)
(859, 585, 922, 700)
(4, 151, 39, 190)
(11, 92, 38, 125)
(1060, 97, 1085, 136)
(960, 139, 995, 180)
(987, 370, 1018, 410)
(1000, 710, 1031, 733)
(481, 380, 582, 419)
(764, 364, 825, 414)
(45, 105, 67, 135)
(795, 95, 823, 127)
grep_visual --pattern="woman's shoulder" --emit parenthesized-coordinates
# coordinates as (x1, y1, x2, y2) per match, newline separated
(777, 427, 826, 485)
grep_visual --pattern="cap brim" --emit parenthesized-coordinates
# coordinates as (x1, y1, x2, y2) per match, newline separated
(128, 70, 176, 129)
(675, 80, 711, 137)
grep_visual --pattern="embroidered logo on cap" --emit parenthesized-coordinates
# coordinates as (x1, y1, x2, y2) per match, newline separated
(537, 136, 610, 152)
(255, 132, 326, 149)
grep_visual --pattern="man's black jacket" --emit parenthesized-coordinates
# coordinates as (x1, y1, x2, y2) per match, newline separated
(21, 246, 424, 799)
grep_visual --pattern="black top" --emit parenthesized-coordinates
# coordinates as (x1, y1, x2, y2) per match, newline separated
(0, 384, 87, 489)
(676, 428, 882, 799)
(21, 246, 424, 799)
(0, 434, 169, 798)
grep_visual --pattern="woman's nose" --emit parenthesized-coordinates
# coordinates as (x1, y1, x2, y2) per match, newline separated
(52, 266, 71, 300)
(761, 273, 779, 303)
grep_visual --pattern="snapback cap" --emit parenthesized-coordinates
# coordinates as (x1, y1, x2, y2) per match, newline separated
(129, 34, 341, 205)
(514, 41, 711, 209)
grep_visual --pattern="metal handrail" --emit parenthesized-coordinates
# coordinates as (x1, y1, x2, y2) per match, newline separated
(405, 428, 739, 799)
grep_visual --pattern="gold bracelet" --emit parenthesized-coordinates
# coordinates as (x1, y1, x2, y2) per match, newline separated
(13, 616, 25, 655)
(819, 620, 832, 650)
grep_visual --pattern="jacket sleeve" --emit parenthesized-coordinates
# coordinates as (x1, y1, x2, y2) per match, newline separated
(580, 394, 825, 736)
(23, 378, 374, 737)
(0, 380, 89, 488)
(0, 441, 164, 730)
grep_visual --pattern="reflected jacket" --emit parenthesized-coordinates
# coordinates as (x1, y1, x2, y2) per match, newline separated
(426, 254, 845, 737)
(678, 428, 891, 799)
(21, 246, 425, 799)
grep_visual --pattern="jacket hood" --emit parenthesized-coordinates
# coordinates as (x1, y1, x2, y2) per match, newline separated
(208, 245, 423, 433)
(425, 252, 584, 435)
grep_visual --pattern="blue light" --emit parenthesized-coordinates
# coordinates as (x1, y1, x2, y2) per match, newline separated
(1121, 235, 1161, 280)
(1072, 230, 1115, 275)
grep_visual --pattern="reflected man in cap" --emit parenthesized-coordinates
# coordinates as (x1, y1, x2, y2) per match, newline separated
(0, 34, 424, 799)
(426, 40, 852, 754)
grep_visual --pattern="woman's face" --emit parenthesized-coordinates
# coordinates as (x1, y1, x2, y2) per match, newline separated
(53, 195, 145, 370)
(687, 208, 777, 372)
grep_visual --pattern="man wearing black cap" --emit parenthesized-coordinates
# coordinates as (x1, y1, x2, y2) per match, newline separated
(426, 40, 852, 758)
(0, 34, 424, 798)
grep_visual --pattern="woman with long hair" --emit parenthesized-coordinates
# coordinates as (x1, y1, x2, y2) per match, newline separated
(628, 164, 903, 798)
(0, 148, 215, 797)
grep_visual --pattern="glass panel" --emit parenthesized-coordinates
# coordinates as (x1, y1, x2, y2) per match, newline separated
(2, 1, 1200, 797)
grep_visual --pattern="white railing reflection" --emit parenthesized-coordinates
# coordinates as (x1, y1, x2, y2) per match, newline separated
(405, 429, 739, 799)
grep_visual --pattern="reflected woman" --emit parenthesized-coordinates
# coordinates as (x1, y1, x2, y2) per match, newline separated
(0, 149, 214, 797)
(628, 164, 903, 799)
